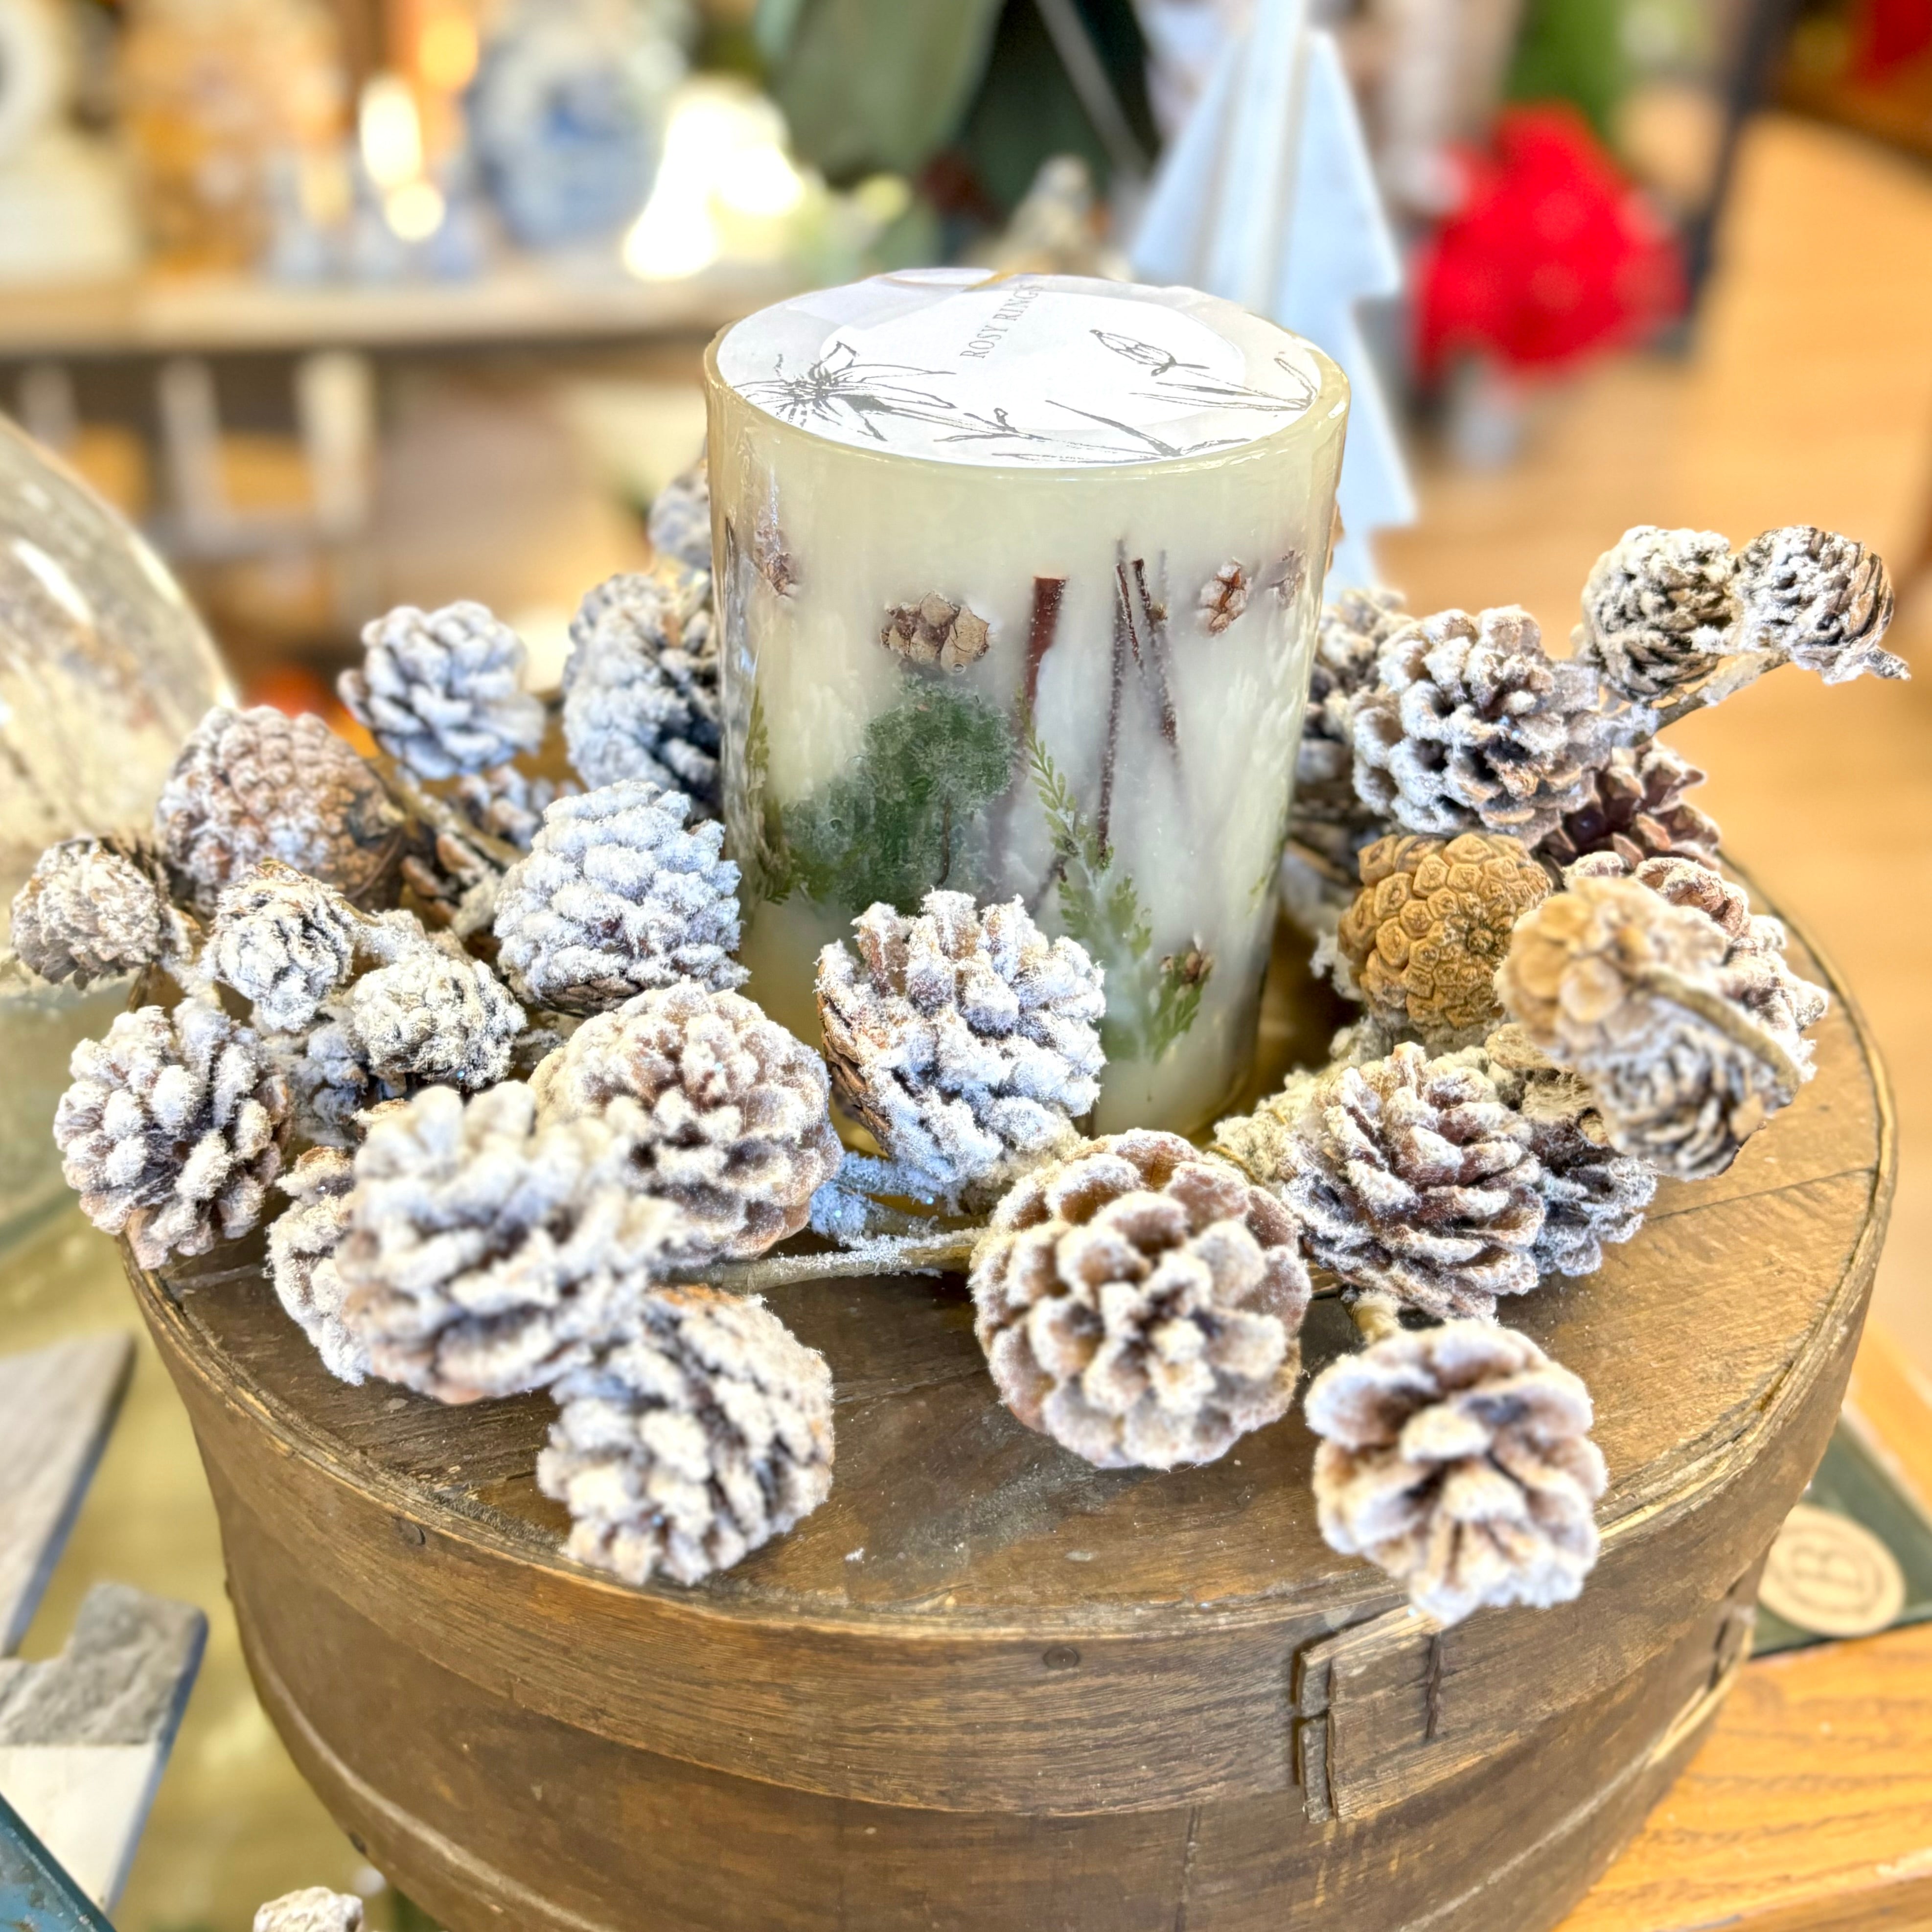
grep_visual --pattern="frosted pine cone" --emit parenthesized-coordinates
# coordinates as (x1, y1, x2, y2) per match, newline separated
(563, 566, 721, 807)
(156, 707, 403, 912)
(1352, 607, 1633, 845)
(1574, 526, 1740, 701)
(1218, 1044, 1544, 1320)
(1334, 832, 1549, 1046)
(452, 763, 571, 851)
(1538, 741, 1720, 874)
(1306, 1318, 1607, 1624)
(254, 1891, 363, 1932)
(267, 1148, 368, 1383)
(817, 893, 1104, 1203)
(337, 1083, 684, 1403)
(648, 456, 713, 572)
(531, 981, 841, 1260)
(494, 781, 743, 1013)
(340, 942, 523, 1092)
(10, 836, 191, 987)
(208, 861, 360, 1033)
(538, 1286, 833, 1586)
(880, 593, 992, 672)
(1497, 876, 1808, 1178)
(970, 1131, 1311, 1470)
(1736, 525, 1904, 684)
(267, 1017, 400, 1147)
(341, 601, 545, 780)
(55, 997, 291, 1268)
(1293, 588, 1409, 839)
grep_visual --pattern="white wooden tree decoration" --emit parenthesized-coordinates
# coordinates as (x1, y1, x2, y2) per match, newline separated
(1131, 0, 1415, 588)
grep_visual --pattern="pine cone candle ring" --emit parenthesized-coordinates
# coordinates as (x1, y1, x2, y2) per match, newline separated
(970, 1131, 1312, 1470)
(156, 707, 404, 912)
(54, 997, 291, 1268)
(1574, 525, 1741, 701)
(1352, 607, 1635, 845)
(817, 892, 1105, 1204)
(538, 1286, 834, 1587)
(1335, 832, 1550, 1046)
(208, 861, 360, 1034)
(1306, 1317, 1608, 1625)
(1736, 525, 1904, 684)
(267, 1148, 369, 1383)
(531, 981, 842, 1261)
(494, 781, 746, 1014)
(880, 593, 993, 672)
(10, 836, 192, 987)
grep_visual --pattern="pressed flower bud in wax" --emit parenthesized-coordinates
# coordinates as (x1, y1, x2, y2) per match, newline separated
(704, 270, 1348, 1136)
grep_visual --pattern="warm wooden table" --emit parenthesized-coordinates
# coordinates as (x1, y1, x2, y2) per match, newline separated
(1562, 1328, 1932, 1932)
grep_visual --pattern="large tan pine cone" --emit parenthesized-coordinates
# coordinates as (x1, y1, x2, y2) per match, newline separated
(971, 1130, 1312, 1471)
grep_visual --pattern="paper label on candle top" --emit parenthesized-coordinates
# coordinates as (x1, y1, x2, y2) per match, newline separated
(717, 273, 1324, 466)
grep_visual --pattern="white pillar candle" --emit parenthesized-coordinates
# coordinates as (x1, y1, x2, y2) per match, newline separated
(705, 270, 1348, 1137)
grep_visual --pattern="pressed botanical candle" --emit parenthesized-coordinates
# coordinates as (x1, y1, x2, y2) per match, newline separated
(705, 269, 1348, 1136)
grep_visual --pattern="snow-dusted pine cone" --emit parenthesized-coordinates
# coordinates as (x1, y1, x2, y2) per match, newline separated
(452, 763, 571, 852)
(970, 1131, 1312, 1470)
(817, 892, 1105, 1203)
(647, 456, 713, 572)
(1537, 740, 1720, 874)
(267, 1148, 368, 1383)
(155, 707, 404, 912)
(531, 981, 841, 1260)
(494, 781, 743, 1014)
(1573, 525, 1740, 702)
(266, 1017, 397, 1147)
(1736, 525, 1904, 684)
(562, 568, 721, 808)
(538, 1285, 833, 1586)
(254, 1890, 363, 1932)
(1216, 1043, 1544, 1321)
(1306, 1318, 1607, 1625)
(1352, 607, 1633, 845)
(55, 997, 291, 1268)
(1334, 832, 1549, 1047)
(207, 860, 360, 1033)
(1478, 1025, 1656, 1277)
(336, 1083, 684, 1403)
(1292, 587, 1410, 845)
(10, 836, 191, 987)
(341, 601, 545, 781)
(1497, 876, 1809, 1178)
(334, 941, 521, 1093)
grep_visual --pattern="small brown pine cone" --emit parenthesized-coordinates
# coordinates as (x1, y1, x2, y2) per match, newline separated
(1198, 561, 1249, 634)
(155, 707, 404, 912)
(1736, 525, 1904, 684)
(1537, 741, 1720, 874)
(538, 1286, 834, 1586)
(1334, 832, 1549, 1047)
(530, 981, 841, 1260)
(880, 593, 992, 672)
(10, 836, 191, 988)
(1573, 525, 1740, 702)
(266, 1148, 368, 1383)
(1306, 1318, 1607, 1625)
(971, 1131, 1312, 1471)
(1352, 607, 1635, 845)
(1221, 1043, 1544, 1320)
(254, 1891, 363, 1932)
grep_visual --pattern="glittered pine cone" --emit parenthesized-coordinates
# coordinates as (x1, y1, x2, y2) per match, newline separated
(55, 996, 291, 1268)
(493, 780, 745, 1014)
(254, 1891, 363, 1932)
(1736, 525, 1904, 684)
(1334, 832, 1549, 1047)
(267, 1148, 368, 1383)
(1219, 1043, 1544, 1320)
(10, 835, 191, 988)
(538, 1285, 834, 1586)
(1352, 607, 1634, 845)
(155, 707, 404, 913)
(341, 600, 545, 781)
(208, 860, 360, 1034)
(1496, 876, 1809, 1179)
(562, 567, 721, 808)
(1573, 525, 1740, 702)
(647, 456, 713, 573)
(531, 980, 841, 1261)
(817, 892, 1104, 1203)
(337, 1083, 684, 1403)
(1306, 1318, 1607, 1625)
(1538, 741, 1721, 874)
(340, 941, 523, 1092)
(970, 1130, 1312, 1470)
(1293, 587, 1410, 839)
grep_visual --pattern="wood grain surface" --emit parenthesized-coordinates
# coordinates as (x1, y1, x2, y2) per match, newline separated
(127, 914, 1896, 1932)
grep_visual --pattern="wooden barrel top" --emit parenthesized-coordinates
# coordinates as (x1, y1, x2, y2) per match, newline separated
(130, 903, 1894, 1827)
